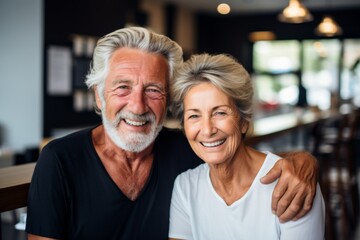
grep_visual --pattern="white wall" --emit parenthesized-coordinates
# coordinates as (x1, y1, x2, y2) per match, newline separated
(0, 0, 43, 152)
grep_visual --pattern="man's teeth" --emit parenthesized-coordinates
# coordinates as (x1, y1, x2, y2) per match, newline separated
(202, 139, 225, 147)
(125, 119, 147, 126)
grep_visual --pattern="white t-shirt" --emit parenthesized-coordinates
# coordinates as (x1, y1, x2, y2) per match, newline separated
(169, 152, 325, 240)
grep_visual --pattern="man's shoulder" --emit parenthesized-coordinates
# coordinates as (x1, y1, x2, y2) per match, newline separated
(156, 127, 188, 146)
(45, 127, 93, 151)
(37, 127, 95, 170)
(155, 127, 202, 168)
(158, 127, 184, 137)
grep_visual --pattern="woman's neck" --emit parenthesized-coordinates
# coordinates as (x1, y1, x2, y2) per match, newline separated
(209, 145, 265, 205)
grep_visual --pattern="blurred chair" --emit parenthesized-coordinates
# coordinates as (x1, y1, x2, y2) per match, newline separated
(312, 108, 360, 240)
(14, 147, 39, 165)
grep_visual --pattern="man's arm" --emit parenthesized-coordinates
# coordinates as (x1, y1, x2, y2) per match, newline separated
(260, 151, 318, 222)
(28, 234, 57, 240)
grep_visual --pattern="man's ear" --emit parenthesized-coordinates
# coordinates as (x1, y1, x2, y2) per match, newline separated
(94, 86, 102, 110)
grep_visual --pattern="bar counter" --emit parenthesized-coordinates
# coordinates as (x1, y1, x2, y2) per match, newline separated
(246, 110, 335, 145)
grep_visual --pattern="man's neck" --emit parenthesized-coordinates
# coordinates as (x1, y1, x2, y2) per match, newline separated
(91, 125, 155, 200)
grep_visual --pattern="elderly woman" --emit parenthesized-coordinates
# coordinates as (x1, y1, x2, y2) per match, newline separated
(168, 53, 325, 240)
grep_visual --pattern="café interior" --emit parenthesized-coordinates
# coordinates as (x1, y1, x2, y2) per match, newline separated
(1, 0, 360, 239)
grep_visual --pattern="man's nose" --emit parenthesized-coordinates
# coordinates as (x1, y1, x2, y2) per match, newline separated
(127, 89, 148, 114)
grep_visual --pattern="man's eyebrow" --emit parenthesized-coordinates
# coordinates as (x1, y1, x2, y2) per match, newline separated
(145, 82, 165, 91)
(111, 79, 131, 87)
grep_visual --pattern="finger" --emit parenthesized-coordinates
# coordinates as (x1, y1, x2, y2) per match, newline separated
(291, 189, 314, 221)
(261, 160, 282, 184)
(271, 178, 288, 213)
(274, 186, 294, 220)
(277, 187, 307, 223)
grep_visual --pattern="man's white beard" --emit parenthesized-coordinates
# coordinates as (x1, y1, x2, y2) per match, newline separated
(102, 109, 163, 153)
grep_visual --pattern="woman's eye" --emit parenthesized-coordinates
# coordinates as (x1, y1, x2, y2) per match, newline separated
(188, 114, 199, 119)
(214, 111, 227, 116)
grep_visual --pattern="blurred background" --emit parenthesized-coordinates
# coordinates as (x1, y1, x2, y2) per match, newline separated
(0, 0, 360, 239)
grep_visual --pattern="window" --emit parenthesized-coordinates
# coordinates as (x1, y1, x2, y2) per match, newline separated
(252, 40, 301, 116)
(252, 39, 351, 114)
(341, 39, 360, 107)
(302, 39, 341, 110)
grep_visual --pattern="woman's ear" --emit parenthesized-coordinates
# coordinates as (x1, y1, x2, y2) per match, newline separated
(241, 121, 249, 134)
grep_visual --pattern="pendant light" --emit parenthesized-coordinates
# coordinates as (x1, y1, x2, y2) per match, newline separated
(315, 0, 343, 37)
(278, 0, 313, 24)
(315, 15, 343, 37)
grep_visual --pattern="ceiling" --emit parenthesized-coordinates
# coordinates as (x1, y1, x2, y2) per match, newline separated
(156, 0, 360, 14)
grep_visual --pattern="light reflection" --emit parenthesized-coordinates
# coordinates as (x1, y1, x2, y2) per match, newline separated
(217, 3, 230, 15)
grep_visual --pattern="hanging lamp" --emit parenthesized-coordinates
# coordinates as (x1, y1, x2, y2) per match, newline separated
(315, 15, 343, 37)
(278, 0, 313, 23)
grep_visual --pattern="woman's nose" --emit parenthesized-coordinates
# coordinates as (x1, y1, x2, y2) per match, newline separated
(201, 117, 216, 137)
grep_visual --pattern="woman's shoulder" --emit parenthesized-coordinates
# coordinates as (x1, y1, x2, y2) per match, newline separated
(260, 151, 282, 172)
(175, 163, 208, 186)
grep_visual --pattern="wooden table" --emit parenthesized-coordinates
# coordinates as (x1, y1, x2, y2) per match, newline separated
(0, 162, 35, 212)
(0, 110, 338, 213)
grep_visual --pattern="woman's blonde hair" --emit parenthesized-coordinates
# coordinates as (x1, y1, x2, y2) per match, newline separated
(170, 53, 253, 129)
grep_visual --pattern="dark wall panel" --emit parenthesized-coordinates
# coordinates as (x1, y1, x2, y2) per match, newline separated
(43, 0, 127, 137)
(196, 8, 360, 70)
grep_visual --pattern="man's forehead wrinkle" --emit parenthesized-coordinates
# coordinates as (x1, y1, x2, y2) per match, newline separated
(113, 60, 140, 72)
(107, 49, 168, 89)
(109, 68, 164, 89)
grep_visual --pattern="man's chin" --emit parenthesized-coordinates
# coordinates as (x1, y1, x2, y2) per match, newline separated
(112, 128, 161, 152)
(103, 113, 163, 152)
(119, 135, 154, 152)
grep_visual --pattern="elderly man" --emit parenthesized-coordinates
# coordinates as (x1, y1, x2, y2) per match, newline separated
(26, 27, 317, 240)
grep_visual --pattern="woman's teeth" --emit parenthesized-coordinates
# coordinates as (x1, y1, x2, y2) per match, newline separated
(201, 139, 225, 147)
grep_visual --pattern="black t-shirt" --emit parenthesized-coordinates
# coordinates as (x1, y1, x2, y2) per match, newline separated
(26, 127, 201, 240)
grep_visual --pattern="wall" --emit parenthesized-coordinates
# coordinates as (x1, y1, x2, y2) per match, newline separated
(175, 6, 196, 58)
(0, 0, 43, 152)
(140, 0, 166, 34)
(140, 0, 196, 58)
(196, 8, 360, 70)
(42, 0, 126, 137)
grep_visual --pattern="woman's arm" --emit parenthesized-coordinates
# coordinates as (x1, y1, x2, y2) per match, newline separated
(260, 151, 319, 222)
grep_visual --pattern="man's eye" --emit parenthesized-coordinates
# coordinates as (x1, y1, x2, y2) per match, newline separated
(145, 88, 164, 99)
(118, 85, 130, 89)
(114, 85, 131, 96)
